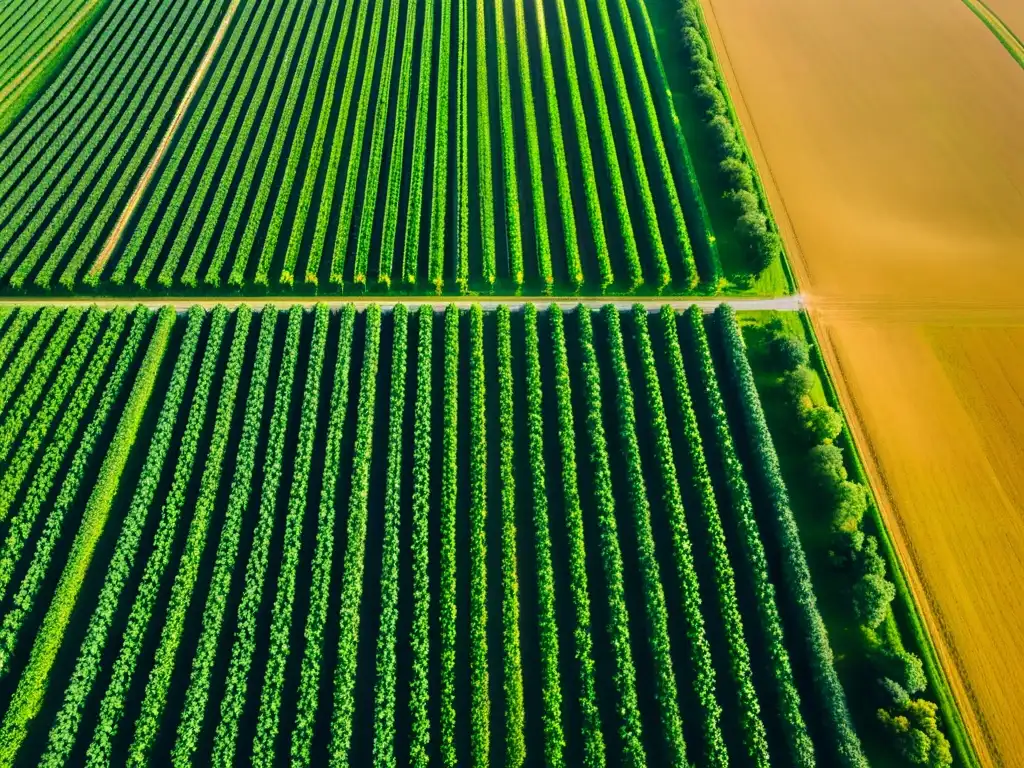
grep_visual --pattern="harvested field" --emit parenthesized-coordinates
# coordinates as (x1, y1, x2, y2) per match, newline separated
(698, 0, 1024, 762)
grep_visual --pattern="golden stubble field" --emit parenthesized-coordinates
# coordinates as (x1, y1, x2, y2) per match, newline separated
(698, 0, 1024, 763)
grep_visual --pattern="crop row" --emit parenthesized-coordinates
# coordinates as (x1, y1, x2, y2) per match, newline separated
(0, 0, 736, 292)
(0, 304, 869, 767)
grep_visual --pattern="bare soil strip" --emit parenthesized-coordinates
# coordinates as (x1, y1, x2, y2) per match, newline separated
(88, 0, 243, 280)
(0, 0, 102, 107)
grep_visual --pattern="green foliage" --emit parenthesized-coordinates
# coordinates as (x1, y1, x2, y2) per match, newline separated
(84, 307, 229, 767)
(474, 1, 496, 287)
(576, 306, 645, 765)
(329, 305, 383, 763)
(408, 306, 434, 766)
(808, 442, 848, 489)
(212, 307, 304, 767)
(853, 573, 896, 630)
(252, 305, 330, 766)
(523, 305, 566, 767)
(427, 0, 452, 291)
(0, 307, 106, 498)
(10, 307, 177, 768)
(782, 365, 816, 403)
(549, 306, 606, 767)
(714, 304, 867, 767)
(878, 698, 953, 767)
(172, 306, 279, 767)
(0, 306, 58, 415)
(377, 0, 420, 286)
(439, 305, 459, 764)
(552, 0, 641, 287)
(351, 0, 405, 286)
(254, 0, 344, 286)
(771, 333, 810, 370)
(372, 306, 410, 768)
(290, 306, 357, 768)
(603, 307, 688, 765)
(497, 307, 526, 765)
(803, 403, 844, 444)
(129, 306, 253, 766)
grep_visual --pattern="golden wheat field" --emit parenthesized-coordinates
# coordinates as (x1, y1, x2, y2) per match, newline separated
(700, 0, 1024, 763)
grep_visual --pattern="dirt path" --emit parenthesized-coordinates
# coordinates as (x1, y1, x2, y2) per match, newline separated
(0, 294, 803, 312)
(0, 0, 102, 107)
(87, 0, 242, 281)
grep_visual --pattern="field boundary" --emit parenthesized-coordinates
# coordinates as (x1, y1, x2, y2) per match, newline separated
(681, 0, 797, 294)
(800, 311, 985, 768)
(961, 0, 1024, 70)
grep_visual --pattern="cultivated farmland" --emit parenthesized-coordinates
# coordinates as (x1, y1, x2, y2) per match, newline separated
(0, 0, 782, 295)
(687, 0, 1024, 762)
(0, 302, 874, 766)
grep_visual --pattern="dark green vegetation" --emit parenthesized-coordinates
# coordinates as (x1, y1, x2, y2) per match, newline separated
(0, 302, 909, 767)
(736, 307, 970, 768)
(0, 0, 781, 296)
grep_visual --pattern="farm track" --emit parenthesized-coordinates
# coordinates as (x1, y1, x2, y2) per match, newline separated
(90, 0, 245, 278)
(0, 295, 804, 311)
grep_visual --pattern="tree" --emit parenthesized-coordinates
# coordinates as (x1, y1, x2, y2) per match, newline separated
(808, 443, 846, 490)
(878, 697, 953, 767)
(770, 334, 809, 371)
(802, 404, 843, 444)
(853, 573, 895, 629)
(782, 366, 815, 404)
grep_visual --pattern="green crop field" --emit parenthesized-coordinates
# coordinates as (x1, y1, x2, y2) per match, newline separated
(0, 302, 891, 767)
(0, 0, 783, 296)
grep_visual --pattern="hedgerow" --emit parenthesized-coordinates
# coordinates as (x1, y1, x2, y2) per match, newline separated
(0, 307, 143, 603)
(253, 0, 342, 286)
(3, 306, 176, 767)
(128, 306, 253, 766)
(401, 0, 436, 286)
(630, 306, 732, 762)
(252, 304, 330, 766)
(171, 0, 303, 289)
(497, 306, 526, 765)
(173, 306, 279, 767)
(680, 2, 782, 275)
(426, 0, 452, 290)
(668, 306, 813, 765)
(440, 305, 459, 765)
(0, 306, 96, 464)
(328, 305, 383, 763)
(655, 306, 770, 762)
(468, 305, 490, 763)
(211, 306, 303, 767)
(575, 306, 645, 765)
(289, 305, 356, 767)
(408, 306, 434, 766)
(0, 306, 59, 415)
(377, 0, 420, 286)
(601, 306, 686, 764)
(454, 0, 469, 292)
(549, 306, 605, 767)
(552, 0, 641, 287)
(713, 304, 866, 767)
(352, 0, 404, 286)
(523, 305, 566, 767)
(493, 0, 523, 286)
(329, 0, 390, 286)
(372, 305, 410, 768)
(279, 0, 359, 284)
(83, 307, 230, 767)
(0, 308, 124, 525)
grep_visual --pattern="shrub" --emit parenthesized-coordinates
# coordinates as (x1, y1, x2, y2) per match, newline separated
(878, 698, 953, 767)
